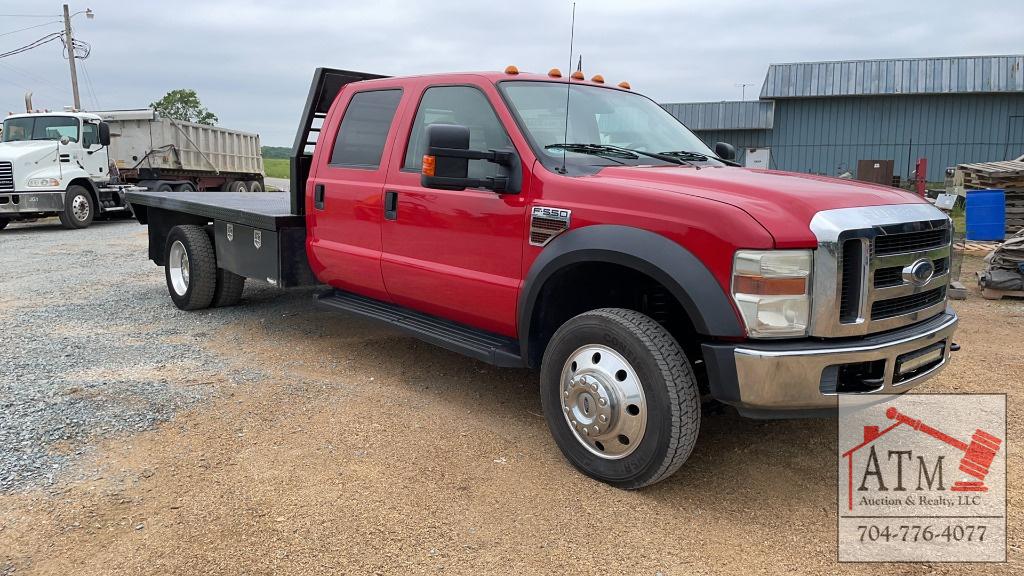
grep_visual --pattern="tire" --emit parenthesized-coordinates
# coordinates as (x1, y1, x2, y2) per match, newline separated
(539, 308, 700, 489)
(175, 182, 196, 192)
(0, 217, 8, 230)
(246, 180, 263, 192)
(155, 182, 174, 192)
(164, 225, 217, 310)
(212, 268, 245, 307)
(223, 180, 247, 192)
(57, 185, 95, 229)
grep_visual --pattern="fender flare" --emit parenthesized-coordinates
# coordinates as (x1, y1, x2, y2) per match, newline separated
(518, 225, 744, 365)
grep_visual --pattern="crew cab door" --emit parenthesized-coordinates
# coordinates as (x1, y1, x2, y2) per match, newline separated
(307, 87, 405, 301)
(380, 81, 528, 337)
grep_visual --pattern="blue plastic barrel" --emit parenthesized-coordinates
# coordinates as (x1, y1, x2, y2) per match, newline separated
(965, 189, 1005, 241)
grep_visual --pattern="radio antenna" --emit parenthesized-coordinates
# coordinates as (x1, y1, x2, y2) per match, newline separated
(559, 2, 576, 174)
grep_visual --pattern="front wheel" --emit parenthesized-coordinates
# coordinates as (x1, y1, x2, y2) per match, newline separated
(540, 308, 701, 489)
(58, 185, 95, 229)
(0, 217, 8, 230)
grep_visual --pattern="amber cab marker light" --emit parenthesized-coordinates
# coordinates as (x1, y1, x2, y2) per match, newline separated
(591, 74, 605, 84)
(570, 70, 585, 81)
(422, 155, 436, 177)
(504, 65, 519, 75)
(548, 68, 562, 78)
(733, 275, 807, 296)
(618, 81, 631, 89)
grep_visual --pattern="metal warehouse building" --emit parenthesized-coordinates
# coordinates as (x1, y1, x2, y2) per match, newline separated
(662, 55, 1024, 182)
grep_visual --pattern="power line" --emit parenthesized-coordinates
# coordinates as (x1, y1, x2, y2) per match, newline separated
(79, 58, 100, 110)
(0, 20, 62, 37)
(0, 32, 63, 59)
(0, 14, 60, 18)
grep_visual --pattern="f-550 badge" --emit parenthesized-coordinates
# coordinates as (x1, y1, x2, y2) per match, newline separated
(530, 206, 571, 247)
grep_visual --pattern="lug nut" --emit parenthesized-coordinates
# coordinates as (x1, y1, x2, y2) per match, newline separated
(599, 398, 607, 407)
(592, 426, 600, 434)
(599, 414, 607, 423)
(582, 427, 589, 435)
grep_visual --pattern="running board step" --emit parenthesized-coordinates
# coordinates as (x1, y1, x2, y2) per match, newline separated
(316, 290, 524, 368)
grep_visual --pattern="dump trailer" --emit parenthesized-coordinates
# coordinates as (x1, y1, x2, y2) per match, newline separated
(0, 108, 264, 230)
(98, 109, 264, 193)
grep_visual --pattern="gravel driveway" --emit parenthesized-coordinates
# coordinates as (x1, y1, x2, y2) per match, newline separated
(0, 218, 1020, 575)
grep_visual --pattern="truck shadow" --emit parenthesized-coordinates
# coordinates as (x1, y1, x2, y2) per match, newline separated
(1, 218, 136, 235)
(236, 289, 839, 504)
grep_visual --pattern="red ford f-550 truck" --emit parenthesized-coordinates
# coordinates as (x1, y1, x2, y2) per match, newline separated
(127, 67, 958, 489)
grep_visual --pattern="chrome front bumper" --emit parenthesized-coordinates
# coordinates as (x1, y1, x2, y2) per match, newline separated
(702, 308, 958, 418)
(0, 191, 64, 214)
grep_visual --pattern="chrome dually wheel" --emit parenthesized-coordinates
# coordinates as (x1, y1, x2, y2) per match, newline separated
(168, 240, 190, 296)
(560, 344, 647, 459)
(540, 308, 701, 489)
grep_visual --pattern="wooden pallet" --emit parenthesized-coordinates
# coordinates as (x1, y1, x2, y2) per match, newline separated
(982, 287, 1024, 300)
(957, 161, 1024, 235)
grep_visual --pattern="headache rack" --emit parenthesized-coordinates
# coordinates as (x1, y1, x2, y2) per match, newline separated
(289, 67, 389, 215)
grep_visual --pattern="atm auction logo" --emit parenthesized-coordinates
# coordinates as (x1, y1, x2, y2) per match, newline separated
(837, 394, 1006, 563)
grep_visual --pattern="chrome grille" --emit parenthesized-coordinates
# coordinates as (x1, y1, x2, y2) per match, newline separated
(809, 204, 953, 337)
(0, 161, 13, 191)
(871, 286, 946, 320)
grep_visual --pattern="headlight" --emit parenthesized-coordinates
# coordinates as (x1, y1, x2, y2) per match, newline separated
(27, 177, 61, 187)
(731, 250, 812, 338)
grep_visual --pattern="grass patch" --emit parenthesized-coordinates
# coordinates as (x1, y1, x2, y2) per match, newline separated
(263, 158, 289, 179)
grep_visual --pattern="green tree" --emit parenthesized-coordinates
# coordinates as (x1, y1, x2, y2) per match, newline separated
(150, 89, 218, 125)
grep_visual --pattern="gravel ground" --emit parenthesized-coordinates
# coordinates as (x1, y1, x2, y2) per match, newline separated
(0, 218, 1020, 575)
(0, 218, 272, 491)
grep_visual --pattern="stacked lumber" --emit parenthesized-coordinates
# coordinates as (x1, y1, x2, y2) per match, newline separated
(957, 161, 1024, 234)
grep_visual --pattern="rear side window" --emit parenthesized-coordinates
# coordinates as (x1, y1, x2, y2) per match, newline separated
(329, 89, 402, 169)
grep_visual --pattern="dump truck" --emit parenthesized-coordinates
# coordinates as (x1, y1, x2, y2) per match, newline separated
(0, 108, 263, 230)
(125, 67, 958, 489)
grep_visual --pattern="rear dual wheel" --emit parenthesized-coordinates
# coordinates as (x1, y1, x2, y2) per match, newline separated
(164, 225, 245, 310)
(540, 308, 701, 489)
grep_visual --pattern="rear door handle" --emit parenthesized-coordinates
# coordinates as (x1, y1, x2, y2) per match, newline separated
(314, 184, 325, 210)
(384, 190, 398, 220)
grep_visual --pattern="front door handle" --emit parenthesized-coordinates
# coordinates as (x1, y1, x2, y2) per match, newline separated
(314, 184, 325, 210)
(384, 190, 398, 220)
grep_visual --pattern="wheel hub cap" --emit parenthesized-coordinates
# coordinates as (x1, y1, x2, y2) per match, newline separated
(71, 194, 90, 221)
(559, 345, 647, 459)
(168, 240, 190, 295)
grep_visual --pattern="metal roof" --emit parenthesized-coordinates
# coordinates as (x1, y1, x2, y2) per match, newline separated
(760, 55, 1024, 98)
(662, 100, 774, 131)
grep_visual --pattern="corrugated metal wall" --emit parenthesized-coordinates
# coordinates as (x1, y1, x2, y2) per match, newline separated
(661, 101, 774, 130)
(761, 56, 1024, 98)
(685, 94, 1024, 181)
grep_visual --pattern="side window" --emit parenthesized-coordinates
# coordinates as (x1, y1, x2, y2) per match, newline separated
(329, 89, 403, 169)
(404, 86, 512, 179)
(81, 122, 98, 147)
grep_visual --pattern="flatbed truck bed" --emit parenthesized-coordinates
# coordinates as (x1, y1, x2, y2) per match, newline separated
(126, 190, 316, 288)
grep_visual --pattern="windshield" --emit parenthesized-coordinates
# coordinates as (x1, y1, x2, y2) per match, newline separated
(1, 116, 80, 143)
(500, 81, 714, 172)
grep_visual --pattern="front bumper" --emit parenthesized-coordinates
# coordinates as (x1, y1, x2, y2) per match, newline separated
(702, 308, 958, 418)
(0, 191, 64, 215)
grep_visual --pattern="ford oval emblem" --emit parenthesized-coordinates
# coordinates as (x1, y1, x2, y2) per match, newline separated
(902, 258, 935, 286)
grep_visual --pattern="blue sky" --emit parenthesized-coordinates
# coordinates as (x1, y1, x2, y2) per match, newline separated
(1, 0, 1022, 146)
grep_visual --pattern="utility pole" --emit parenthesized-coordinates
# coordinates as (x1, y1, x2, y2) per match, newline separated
(62, 3, 81, 110)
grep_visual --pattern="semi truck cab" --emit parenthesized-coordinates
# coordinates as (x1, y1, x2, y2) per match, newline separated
(0, 111, 123, 229)
(126, 67, 958, 489)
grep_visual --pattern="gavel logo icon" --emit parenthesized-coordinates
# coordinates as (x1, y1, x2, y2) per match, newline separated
(886, 407, 1002, 492)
